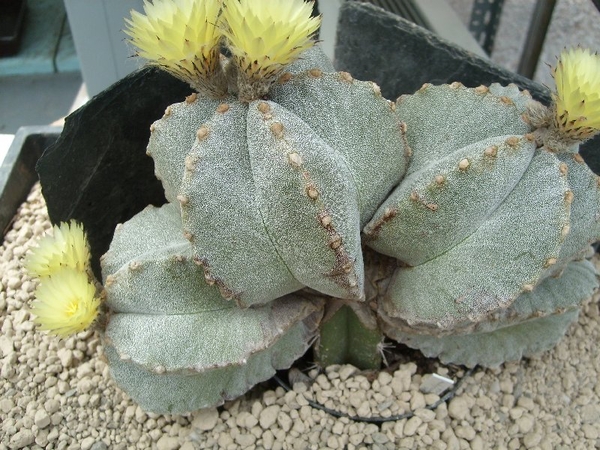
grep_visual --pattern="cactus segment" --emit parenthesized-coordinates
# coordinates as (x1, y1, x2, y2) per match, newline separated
(487, 83, 534, 114)
(388, 310, 579, 369)
(381, 150, 571, 333)
(270, 72, 409, 226)
(542, 153, 600, 276)
(396, 83, 531, 177)
(147, 94, 226, 203)
(104, 303, 320, 414)
(101, 203, 228, 314)
(146, 46, 332, 205)
(480, 258, 597, 333)
(382, 259, 597, 367)
(179, 102, 304, 306)
(101, 203, 323, 413)
(101, 202, 191, 292)
(106, 294, 321, 375)
(247, 100, 364, 300)
(314, 303, 383, 370)
(364, 135, 536, 265)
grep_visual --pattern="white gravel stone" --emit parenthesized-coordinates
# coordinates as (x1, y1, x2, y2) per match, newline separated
(0, 335, 14, 356)
(9, 429, 34, 448)
(448, 396, 470, 420)
(410, 391, 426, 410)
(582, 423, 599, 440)
(80, 437, 96, 450)
(34, 409, 51, 428)
(0, 398, 14, 413)
(348, 392, 364, 409)
(259, 405, 280, 429)
(523, 431, 542, 448)
(404, 416, 422, 436)
(580, 404, 600, 423)
(377, 371, 392, 386)
(414, 408, 436, 422)
(156, 435, 179, 450)
(234, 433, 257, 447)
(276, 411, 292, 432)
(455, 424, 476, 440)
(44, 399, 60, 414)
(192, 407, 219, 431)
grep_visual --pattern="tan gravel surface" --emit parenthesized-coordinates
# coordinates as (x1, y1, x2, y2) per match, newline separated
(1, 183, 599, 450)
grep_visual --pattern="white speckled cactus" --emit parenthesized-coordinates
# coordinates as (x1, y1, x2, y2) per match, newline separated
(145, 46, 409, 307)
(94, 0, 600, 413)
(101, 0, 411, 413)
(364, 82, 600, 367)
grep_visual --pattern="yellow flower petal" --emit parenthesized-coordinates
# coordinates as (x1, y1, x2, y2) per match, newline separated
(31, 269, 101, 337)
(221, 0, 321, 99)
(125, 0, 225, 95)
(553, 47, 600, 140)
(25, 220, 90, 278)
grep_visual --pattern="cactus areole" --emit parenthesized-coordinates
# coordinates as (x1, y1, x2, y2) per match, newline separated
(81, 1, 600, 413)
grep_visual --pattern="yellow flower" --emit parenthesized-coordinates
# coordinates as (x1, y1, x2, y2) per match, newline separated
(553, 47, 600, 140)
(124, 0, 225, 95)
(25, 220, 90, 278)
(221, 0, 321, 99)
(31, 269, 101, 337)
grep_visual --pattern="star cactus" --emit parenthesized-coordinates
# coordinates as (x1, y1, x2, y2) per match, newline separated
(32, 0, 600, 414)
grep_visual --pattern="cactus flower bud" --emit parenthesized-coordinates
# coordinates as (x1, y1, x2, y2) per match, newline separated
(221, 0, 321, 100)
(553, 47, 600, 141)
(124, 0, 226, 96)
(24, 220, 90, 278)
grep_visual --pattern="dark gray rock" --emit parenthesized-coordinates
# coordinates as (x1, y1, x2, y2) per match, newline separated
(37, 67, 192, 277)
(334, 2, 599, 171)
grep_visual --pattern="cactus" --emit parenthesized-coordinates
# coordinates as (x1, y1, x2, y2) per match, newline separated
(146, 47, 409, 307)
(27, 0, 600, 414)
(314, 300, 384, 369)
(101, 203, 322, 413)
(99, 0, 413, 412)
(100, 1, 599, 411)
(365, 83, 598, 331)
(365, 81, 600, 366)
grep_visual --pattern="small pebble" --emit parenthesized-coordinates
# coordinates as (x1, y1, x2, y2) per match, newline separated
(0, 398, 14, 413)
(10, 429, 34, 448)
(80, 437, 96, 450)
(34, 409, 51, 428)
(448, 397, 470, 420)
(259, 405, 280, 429)
(404, 416, 422, 436)
(192, 408, 219, 431)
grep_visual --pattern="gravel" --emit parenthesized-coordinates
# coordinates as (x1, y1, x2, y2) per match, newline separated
(1, 182, 600, 449)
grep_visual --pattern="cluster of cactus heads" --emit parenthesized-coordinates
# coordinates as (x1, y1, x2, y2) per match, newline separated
(62, 0, 599, 413)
